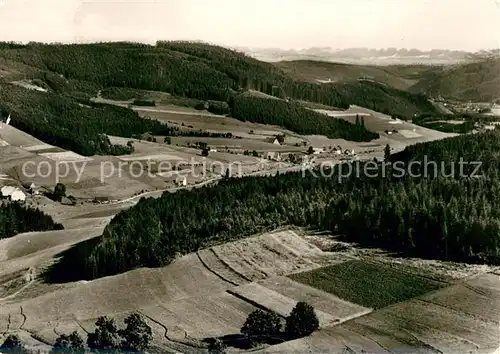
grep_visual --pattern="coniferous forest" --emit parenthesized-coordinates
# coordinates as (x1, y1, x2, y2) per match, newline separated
(0, 84, 173, 156)
(0, 202, 64, 239)
(52, 131, 500, 281)
(230, 95, 379, 141)
(0, 41, 439, 118)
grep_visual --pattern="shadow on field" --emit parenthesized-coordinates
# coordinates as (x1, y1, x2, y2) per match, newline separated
(203, 334, 290, 350)
(42, 236, 101, 283)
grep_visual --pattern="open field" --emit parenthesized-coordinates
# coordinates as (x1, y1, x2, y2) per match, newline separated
(0, 228, 346, 348)
(229, 282, 357, 327)
(259, 271, 500, 354)
(312, 105, 458, 151)
(0, 96, 493, 352)
(289, 260, 447, 309)
(259, 276, 372, 323)
(0, 122, 46, 148)
(207, 230, 349, 281)
(1, 216, 498, 353)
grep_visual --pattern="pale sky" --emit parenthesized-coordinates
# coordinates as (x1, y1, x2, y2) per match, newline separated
(0, 0, 499, 51)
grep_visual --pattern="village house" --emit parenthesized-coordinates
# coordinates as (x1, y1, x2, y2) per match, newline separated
(1, 186, 26, 202)
(265, 137, 282, 146)
(175, 176, 187, 187)
(265, 151, 281, 161)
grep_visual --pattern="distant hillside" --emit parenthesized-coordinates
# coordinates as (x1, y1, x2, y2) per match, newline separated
(0, 41, 439, 118)
(277, 60, 433, 91)
(408, 58, 500, 102)
(238, 46, 472, 65)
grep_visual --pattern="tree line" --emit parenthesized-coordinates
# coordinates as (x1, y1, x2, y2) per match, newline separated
(47, 131, 500, 282)
(0, 313, 152, 353)
(230, 94, 379, 141)
(0, 202, 63, 240)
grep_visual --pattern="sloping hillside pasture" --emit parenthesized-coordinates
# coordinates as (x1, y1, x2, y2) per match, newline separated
(208, 230, 349, 281)
(1, 218, 497, 352)
(134, 104, 309, 147)
(314, 106, 457, 145)
(228, 282, 360, 327)
(171, 136, 305, 154)
(0, 229, 355, 349)
(0, 121, 47, 147)
(109, 135, 278, 179)
(0, 122, 296, 200)
(258, 272, 500, 354)
(259, 276, 372, 324)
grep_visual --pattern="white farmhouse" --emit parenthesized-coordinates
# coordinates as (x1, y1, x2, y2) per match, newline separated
(1, 186, 26, 201)
(11, 189, 26, 202)
(1, 185, 16, 198)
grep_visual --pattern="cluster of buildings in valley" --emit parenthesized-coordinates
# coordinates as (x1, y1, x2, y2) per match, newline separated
(434, 98, 497, 115)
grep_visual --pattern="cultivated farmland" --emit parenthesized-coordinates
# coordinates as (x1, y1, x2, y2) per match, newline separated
(290, 260, 448, 309)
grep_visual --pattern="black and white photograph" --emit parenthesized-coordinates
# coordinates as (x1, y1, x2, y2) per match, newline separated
(0, 1, 499, 353)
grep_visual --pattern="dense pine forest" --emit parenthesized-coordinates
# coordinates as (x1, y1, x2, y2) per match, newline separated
(0, 202, 63, 239)
(231, 95, 379, 141)
(0, 84, 173, 156)
(0, 41, 439, 118)
(51, 132, 500, 281)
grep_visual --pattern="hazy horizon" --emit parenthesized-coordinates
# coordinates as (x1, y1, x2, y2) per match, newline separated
(0, 0, 498, 52)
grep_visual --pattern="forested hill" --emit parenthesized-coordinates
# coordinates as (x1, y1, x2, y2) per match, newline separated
(0, 83, 173, 156)
(408, 58, 500, 102)
(0, 41, 439, 118)
(0, 202, 63, 239)
(53, 131, 500, 281)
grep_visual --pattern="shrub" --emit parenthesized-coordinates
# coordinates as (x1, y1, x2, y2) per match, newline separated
(1, 334, 23, 351)
(87, 316, 119, 350)
(241, 310, 281, 339)
(53, 331, 84, 353)
(285, 302, 319, 338)
(118, 313, 152, 352)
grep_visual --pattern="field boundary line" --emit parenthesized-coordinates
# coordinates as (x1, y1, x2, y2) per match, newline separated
(19, 306, 26, 330)
(195, 250, 240, 286)
(225, 289, 287, 319)
(137, 310, 203, 350)
(415, 298, 500, 326)
(209, 248, 254, 282)
(361, 258, 452, 286)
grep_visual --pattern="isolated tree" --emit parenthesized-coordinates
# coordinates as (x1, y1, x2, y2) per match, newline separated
(1, 334, 23, 352)
(224, 168, 231, 179)
(252, 150, 259, 157)
(307, 146, 315, 155)
(53, 183, 66, 202)
(285, 302, 319, 338)
(118, 313, 153, 352)
(361, 116, 365, 126)
(241, 310, 281, 339)
(384, 144, 391, 162)
(164, 136, 171, 144)
(87, 316, 119, 351)
(355, 115, 360, 125)
(201, 148, 209, 157)
(53, 331, 84, 353)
